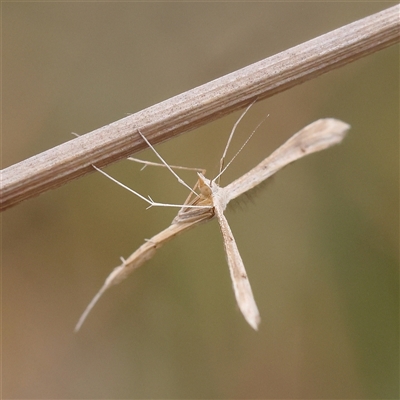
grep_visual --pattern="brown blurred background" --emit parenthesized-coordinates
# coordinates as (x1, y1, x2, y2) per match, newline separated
(2, 2, 398, 398)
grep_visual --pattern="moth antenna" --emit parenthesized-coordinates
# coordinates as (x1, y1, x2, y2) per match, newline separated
(218, 100, 256, 183)
(214, 114, 269, 184)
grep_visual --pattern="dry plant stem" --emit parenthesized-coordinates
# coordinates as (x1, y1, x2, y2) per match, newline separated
(1, 5, 399, 211)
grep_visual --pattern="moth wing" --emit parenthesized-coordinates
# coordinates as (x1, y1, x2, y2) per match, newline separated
(214, 203, 260, 330)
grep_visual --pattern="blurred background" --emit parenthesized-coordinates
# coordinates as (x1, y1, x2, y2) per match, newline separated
(2, 2, 398, 399)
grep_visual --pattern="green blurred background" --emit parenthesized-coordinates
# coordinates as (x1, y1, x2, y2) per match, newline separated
(2, 2, 398, 399)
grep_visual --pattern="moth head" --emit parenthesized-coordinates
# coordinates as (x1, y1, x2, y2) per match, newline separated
(197, 172, 212, 197)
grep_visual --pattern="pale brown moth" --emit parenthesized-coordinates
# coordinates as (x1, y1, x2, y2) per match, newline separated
(75, 106, 350, 332)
